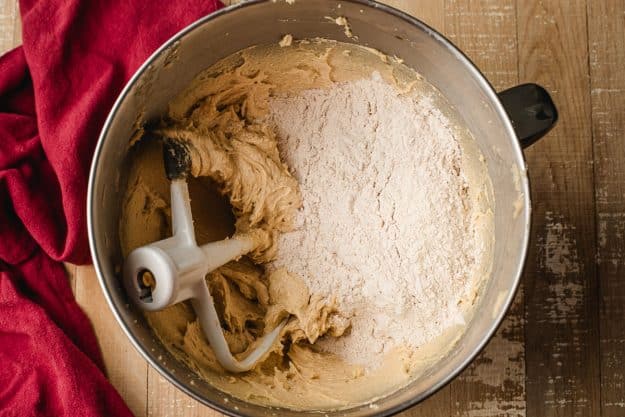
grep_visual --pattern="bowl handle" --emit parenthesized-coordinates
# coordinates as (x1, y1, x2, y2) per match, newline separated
(498, 83, 558, 148)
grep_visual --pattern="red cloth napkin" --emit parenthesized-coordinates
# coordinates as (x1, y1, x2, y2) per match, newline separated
(0, 0, 222, 415)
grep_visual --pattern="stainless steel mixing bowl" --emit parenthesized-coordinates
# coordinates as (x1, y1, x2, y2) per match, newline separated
(88, 1, 557, 415)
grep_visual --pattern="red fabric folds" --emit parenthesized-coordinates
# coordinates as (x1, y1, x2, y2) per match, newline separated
(0, 1, 222, 415)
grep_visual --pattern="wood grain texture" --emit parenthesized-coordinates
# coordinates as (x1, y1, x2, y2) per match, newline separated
(0, 0, 17, 52)
(587, 0, 625, 415)
(517, 1, 601, 416)
(444, 2, 526, 416)
(11, 4, 19, 44)
(384, 0, 446, 29)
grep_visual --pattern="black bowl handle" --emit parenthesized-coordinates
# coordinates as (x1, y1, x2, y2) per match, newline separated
(498, 83, 558, 148)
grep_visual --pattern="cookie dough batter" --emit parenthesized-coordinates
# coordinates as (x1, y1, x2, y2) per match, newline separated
(120, 39, 493, 410)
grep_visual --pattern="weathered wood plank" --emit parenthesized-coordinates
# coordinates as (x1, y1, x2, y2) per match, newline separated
(517, 1, 601, 416)
(75, 266, 149, 417)
(587, 0, 625, 415)
(0, 0, 18, 53)
(444, 2, 526, 416)
(384, 0, 446, 31)
(11, 3, 19, 45)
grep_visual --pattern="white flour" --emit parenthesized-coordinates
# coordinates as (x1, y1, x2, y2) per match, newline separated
(268, 73, 483, 366)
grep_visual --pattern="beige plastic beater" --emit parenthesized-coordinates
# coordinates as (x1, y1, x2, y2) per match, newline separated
(123, 139, 286, 372)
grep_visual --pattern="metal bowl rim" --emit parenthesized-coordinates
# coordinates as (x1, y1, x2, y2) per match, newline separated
(87, 1, 531, 416)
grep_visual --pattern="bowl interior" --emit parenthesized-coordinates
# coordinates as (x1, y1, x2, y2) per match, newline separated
(88, 1, 530, 416)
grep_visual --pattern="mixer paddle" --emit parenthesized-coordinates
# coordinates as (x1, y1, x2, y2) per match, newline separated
(123, 138, 286, 372)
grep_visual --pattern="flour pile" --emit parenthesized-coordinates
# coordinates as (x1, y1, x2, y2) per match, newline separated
(268, 72, 481, 366)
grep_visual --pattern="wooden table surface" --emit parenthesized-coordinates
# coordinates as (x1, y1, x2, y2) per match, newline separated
(2, 1, 624, 416)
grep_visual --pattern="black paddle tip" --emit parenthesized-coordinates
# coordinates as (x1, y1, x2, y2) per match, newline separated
(162, 139, 191, 180)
